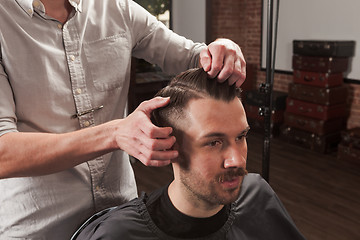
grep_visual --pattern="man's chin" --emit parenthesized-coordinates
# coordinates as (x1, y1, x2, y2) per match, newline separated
(218, 177, 243, 203)
(218, 187, 241, 204)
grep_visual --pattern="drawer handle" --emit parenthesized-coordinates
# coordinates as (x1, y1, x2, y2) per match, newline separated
(301, 91, 314, 97)
(304, 76, 315, 82)
(299, 106, 311, 113)
(296, 119, 306, 126)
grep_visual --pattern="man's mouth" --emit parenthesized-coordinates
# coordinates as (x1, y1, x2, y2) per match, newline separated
(220, 176, 241, 189)
(218, 168, 248, 188)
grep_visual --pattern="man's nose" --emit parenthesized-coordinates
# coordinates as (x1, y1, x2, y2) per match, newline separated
(223, 144, 247, 169)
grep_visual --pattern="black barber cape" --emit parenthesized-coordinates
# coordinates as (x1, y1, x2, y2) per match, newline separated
(72, 174, 306, 240)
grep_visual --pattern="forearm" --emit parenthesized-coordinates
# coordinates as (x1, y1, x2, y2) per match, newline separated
(0, 121, 118, 179)
(129, 1, 206, 74)
(0, 97, 177, 179)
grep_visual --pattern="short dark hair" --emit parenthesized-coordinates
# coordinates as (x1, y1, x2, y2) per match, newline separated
(151, 68, 241, 131)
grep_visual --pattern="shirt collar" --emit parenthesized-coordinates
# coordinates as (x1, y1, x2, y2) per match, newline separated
(16, 0, 82, 18)
(69, 0, 82, 13)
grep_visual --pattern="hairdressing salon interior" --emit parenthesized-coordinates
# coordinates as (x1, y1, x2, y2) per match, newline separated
(129, 1, 360, 240)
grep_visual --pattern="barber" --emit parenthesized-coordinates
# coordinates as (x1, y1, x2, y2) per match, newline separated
(0, 0, 245, 239)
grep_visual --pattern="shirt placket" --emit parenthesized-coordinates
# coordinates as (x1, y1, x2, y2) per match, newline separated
(62, 16, 107, 211)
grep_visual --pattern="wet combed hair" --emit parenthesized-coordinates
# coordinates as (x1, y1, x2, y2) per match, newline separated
(151, 68, 241, 131)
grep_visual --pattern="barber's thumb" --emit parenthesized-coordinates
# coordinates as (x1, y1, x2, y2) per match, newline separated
(142, 97, 170, 113)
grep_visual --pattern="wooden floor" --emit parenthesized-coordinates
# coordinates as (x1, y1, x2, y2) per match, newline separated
(132, 131, 360, 240)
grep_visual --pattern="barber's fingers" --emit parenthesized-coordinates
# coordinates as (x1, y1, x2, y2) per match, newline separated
(125, 134, 178, 167)
(136, 97, 173, 138)
(217, 53, 235, 82)
(114, 97, 177, 167)
(199, 48, 212, 72)
(136, 146, 178, 167)
(139, 117, 173, 139)
(199, 39, 246, 87)
(235, 55, 246, 88)
(125, 141, 175, 167)
(140, 159, 172, 167)
(136, 132, 177, 153)
(217, 55, 246, 87)
(120, 136, 177, 167)
(229, 58, 246, 87)
(146, 136, 177, 151)
(135, 119, 178, 166)
(200, 44, 226, 79)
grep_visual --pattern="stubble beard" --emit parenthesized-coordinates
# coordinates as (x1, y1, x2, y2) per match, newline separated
(179, 168, 247, 206)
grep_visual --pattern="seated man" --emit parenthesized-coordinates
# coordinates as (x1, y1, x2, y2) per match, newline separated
(72, 68, 305, 240)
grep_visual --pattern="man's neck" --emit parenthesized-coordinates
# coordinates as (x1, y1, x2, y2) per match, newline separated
(40, 0, 73, 23)
(168, 181, 224, 218)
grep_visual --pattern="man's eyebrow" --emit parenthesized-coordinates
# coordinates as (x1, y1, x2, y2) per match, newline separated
(201, 132, 226, 139)
(242, 126, 251, 134)
(201, 126, 251, 139)
(240, 126, 251, 136)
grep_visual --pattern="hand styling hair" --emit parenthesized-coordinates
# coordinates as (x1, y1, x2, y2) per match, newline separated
(151, 68, 241, 132)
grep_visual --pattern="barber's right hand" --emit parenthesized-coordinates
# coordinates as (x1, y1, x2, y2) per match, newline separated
(114, 97, 178, 167)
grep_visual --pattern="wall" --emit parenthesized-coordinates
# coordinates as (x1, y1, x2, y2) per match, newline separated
(172, 0, 206, 43)
(261, 0, 360, 80)
(210, 0, 360, 129)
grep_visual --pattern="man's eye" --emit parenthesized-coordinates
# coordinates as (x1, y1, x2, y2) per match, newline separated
(235, 136, 243, 141)
(207, 140, 222, 147)
(236, 132, 249, 141)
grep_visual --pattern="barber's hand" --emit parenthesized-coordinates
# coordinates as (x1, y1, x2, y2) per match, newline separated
(115, 97, 177, 167)
(200, 38, 246, 88)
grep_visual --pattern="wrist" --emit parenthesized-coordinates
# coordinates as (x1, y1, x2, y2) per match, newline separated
(102, 120, 122, 151)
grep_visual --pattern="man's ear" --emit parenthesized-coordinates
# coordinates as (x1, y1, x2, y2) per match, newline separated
(171, 138, 191, 170)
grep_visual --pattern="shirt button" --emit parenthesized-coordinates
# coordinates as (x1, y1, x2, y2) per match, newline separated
(27, 9, 33, 14)
(57, 24, 63, 29)
(84, 121, 90, 127)
(69, 55, 76, 61)
(75, 88, 82, 94)
(33, 1, 40, 8)
(95, 186, 100, 191)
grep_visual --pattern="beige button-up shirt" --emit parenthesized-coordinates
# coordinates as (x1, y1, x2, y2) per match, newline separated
(0, 0, 205, 239)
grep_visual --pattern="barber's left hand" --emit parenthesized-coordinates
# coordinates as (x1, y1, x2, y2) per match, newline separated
(199, 38, 246, 88)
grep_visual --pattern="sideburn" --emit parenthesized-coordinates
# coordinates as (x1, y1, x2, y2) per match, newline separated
(172, 128, 191, 170)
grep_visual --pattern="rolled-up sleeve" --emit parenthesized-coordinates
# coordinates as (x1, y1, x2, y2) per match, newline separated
(0, 53, 17, 137)
(128, 0, 206, 74)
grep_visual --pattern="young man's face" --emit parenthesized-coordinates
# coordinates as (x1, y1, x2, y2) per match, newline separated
(177, 97, 249, 206)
